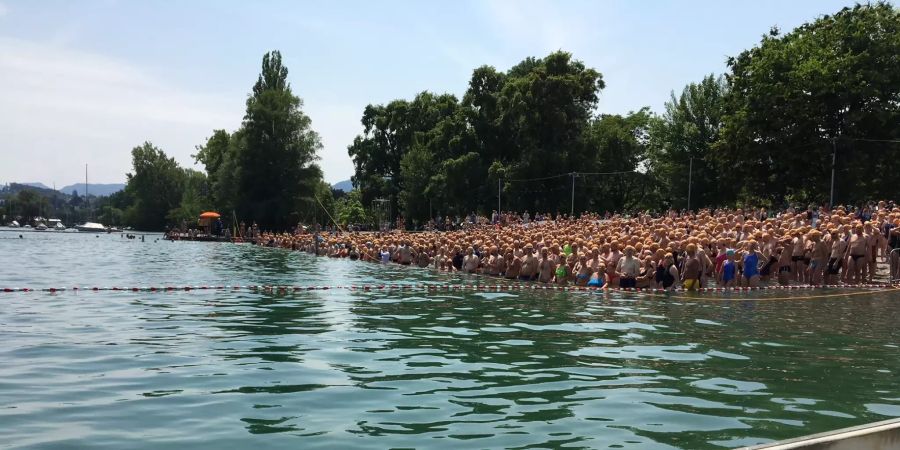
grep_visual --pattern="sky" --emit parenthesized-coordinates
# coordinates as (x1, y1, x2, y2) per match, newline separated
(0, 0, 863, 187)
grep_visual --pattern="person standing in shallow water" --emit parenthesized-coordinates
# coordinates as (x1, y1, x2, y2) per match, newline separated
(615, 245, 640, 288)
(462, 247, 479, 273)
(682, 243, 701, 291)
(742, 240, 764, 288)
(846, 224, 869, 284)
(538, 248, 555, 283)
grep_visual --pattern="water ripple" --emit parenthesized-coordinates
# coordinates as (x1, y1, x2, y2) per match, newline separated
(1, 233, 899, 449)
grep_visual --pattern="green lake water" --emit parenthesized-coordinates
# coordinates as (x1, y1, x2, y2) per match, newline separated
(1, 231, 899, 449)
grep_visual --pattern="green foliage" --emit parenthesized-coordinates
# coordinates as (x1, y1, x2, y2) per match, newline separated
(335, 190, 370, 226)
(236, 51, 323, 229)
(718, 2, 900, 205)
(166, 169, 212, 225)
(40, 5, 896, 231)
(350, 51, 607, 221)
(126, 142, 186, 230)
(647, 75, 728, 209)
(5, 189, 48, 220)
(347, 4, 899, 218)
(579, 109, 655, 212)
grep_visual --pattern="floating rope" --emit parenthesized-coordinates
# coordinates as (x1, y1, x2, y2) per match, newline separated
(2, 283, 897, 294)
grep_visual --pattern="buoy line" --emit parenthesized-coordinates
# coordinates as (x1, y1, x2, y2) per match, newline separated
(2, 282, 898, 296)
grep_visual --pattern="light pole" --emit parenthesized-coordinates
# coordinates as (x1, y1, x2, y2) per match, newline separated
(382, 175, 393, 230)
(570, 172, 576, 217)
(373, 198, 389, 231)
(687, 156, 693, 211)
(498, 178, 501, 214)
(829, 138, 836, 209)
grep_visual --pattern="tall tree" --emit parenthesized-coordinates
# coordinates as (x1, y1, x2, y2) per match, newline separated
(470, 51, 605, 213)
(237, 51, 323, 229)
(166, 169, 212, 225)
(579, 109, 654, 213)
(647, 75, 728, 209)
(348, 92, 467, 222)
(125, 142, 185, 231)
(192, 129, 230, 209)
(717, 2, 900, 205)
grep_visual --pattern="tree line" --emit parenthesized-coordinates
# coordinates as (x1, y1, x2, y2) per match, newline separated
(349, 2, 899, 227)
(76, 51, 332, 231)
(10, 3, 892, 232)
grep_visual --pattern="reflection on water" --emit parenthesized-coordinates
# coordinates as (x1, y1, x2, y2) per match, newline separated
(0, 233, 898, 449)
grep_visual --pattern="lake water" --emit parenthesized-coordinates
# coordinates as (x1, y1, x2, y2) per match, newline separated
(1, 231, 899, 449)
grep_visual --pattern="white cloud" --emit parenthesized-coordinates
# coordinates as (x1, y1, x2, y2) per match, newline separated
(0, 38, 240, 185)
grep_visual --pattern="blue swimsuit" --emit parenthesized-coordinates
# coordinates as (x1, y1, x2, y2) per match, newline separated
(743, 253, 759, 278)
(587, 274, 604, 287)
(722, 260, 736, 282)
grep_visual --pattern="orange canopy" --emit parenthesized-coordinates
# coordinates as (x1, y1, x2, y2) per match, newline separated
(199, 212, 221, 219)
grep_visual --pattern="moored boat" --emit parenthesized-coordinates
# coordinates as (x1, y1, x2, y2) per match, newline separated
(76, 222, 106, 233)
(48, 219, 66, 231)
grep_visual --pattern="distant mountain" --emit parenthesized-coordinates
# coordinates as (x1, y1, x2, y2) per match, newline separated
(6, 183, 58, 196)
(21, 182, 52, 190)
(332, 179, 353, 192)
(59, 183, 126, 197)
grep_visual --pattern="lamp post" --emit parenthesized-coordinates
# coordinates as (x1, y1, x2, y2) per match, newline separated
(382, 175, 393, 230)
(687, 156, 693, 212)
(829, 138, 837, 209)
(570, 172, 576, 217)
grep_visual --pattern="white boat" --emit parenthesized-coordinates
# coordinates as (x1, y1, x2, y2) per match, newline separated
(34, 223, 48, 231)
(47, 219, 66, 231)
(76, 222, 106, 233)
(8, 220, 19, 228)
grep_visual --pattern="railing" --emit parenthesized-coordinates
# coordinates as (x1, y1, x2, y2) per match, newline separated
(741, 417, 900, 449)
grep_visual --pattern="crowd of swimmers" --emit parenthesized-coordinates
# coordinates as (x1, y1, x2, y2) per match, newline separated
(249, 202, 900, 290)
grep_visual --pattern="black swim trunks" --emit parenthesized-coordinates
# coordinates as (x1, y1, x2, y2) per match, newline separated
(827, 257, 841, 275)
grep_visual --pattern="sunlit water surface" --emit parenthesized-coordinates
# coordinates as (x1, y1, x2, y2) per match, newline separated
(1, 231, 899, 449)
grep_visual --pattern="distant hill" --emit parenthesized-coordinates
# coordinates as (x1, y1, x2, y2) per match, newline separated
(21, 182, 52, 190)
(59, 183, 125, 197)
(332, 179, 353, 192)
(6, 182, 59, 196)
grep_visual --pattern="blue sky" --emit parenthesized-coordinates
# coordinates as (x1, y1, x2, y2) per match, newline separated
(0, 0, 862, 187)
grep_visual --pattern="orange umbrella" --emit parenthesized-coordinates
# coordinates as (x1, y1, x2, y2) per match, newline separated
(199, 212, 220, 219)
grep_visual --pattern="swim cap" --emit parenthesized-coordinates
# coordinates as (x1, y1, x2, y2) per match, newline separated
(726, 249, 735, 257)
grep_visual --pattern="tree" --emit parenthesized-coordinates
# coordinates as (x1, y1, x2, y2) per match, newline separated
(193, 129, 230, 209)
(348, 51, 606, 217)
(647, 75, 729, 209)
(236, 51, 324, 229)
(398, 144, 434, 224)
(335, 190, 369, 226)
(579, 109, 654, 212)
(717, 3, 900, 205)
(348, 92, 472, 222)
(166, 169, 212, 225)
(125, 142, 186, 230)
(481, 51, 605, 212)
